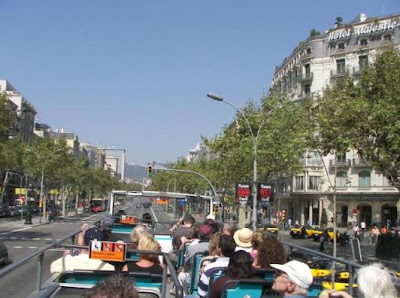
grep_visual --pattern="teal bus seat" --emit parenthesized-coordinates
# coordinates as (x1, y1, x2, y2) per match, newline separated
(112, 223, 137, 234)
(178, 244, 189, 268)
(221, 279, 274, 298)
(308, 283, 324, 297)
(57, 270, 163, 292)
(189, 252, 208, 294)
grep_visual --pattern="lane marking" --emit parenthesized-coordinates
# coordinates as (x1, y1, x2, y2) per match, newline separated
(28, 246, 37, 249)
(32, 238, 41, 240)
(14, 246, 23, 249)
(0, 226, 32, 236)
(81, 214, 104, 221)
(45, 238, 53, 241)
(150, 207, 159, 223)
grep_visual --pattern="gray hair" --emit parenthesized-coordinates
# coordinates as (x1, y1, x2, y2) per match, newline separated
(130, 225, 149, 243)
(357, 263, 397, 298)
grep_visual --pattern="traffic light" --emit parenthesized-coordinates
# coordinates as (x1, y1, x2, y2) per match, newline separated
(281, 210, 287, 221)
(147, 165, 153, 178)
(213, 204, 219, 215)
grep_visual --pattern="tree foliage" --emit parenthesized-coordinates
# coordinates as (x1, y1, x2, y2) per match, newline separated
(314, 50, 400, 190)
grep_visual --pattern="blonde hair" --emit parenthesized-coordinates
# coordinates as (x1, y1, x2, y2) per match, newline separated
(130, 225, 149, 244)
(137, 234, 160, 263)
(209, 232, 221, 256)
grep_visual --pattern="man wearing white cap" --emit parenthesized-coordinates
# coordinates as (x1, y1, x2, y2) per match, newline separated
(270, 260, 313, 297)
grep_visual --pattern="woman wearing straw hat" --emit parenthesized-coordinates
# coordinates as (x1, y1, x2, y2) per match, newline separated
(233, 228, 254, 253)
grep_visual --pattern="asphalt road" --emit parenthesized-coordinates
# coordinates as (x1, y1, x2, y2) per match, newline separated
(0, 197, 176, 298)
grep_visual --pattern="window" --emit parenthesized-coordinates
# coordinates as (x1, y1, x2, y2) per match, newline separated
(308, 176, 320, 190)
(336, 59, 346, 74)
(305, 64, 311, 76)
(359, 171, 371, 187)
(360, 39, 368, 46)
(306, 48, 312, 55)
(304, 84, 311, 96)
(384, 34, 392, 41)
(359, 55, 368, 70)
(307, 151, 321, 166)
(295, 176, 304, 190)
(336, 172, 348, 187)
(336, 153, 346, 164)
(338, 43, 345, 49)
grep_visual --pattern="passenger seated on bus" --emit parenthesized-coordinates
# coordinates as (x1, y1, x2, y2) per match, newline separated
(130, 225, 150, 250)
(85, 274, 139, 298)
(179, 225, 200, 250)
(142, 213, 154, 232)
(197, 235, 236, 298)
(250, 231, 263, 260)
(122, 234, 163, 275)
(253, 236, 286, 269)
(356, 263, 397, 298)
(197, 232, 221, 280)
(233, 228, 254, 253)
(204, 216, 219, 234)
(222, 223, 236, 237)
(210, 251, 255, 298)
(101, 216, 120, 242)
(184, 224, 213, 267)
(51, 228, 115, 273)
(170, 214, 196, 250)
(270, 260, 313, 298)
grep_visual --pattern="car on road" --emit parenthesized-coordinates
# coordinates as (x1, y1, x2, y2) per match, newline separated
(136, 204, 142, 208)
(91, 205, 103, 212)
(290, 225, 316, 239)
(142, 202, 150, 208)
(312, 228, 340, 242)
(257, 224, 278, 234)
(0, 240, 9, 266)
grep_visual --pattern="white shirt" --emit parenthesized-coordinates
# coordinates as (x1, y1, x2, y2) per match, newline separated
(361, 222, 366, 229)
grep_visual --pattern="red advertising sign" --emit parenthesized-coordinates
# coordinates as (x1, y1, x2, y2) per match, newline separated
(236, 183, 251, 204)
(259, 184, 272, 202)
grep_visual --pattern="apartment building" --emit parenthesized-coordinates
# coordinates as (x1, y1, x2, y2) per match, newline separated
(0, 80, 37, 145)
(271, 13, 400, 227)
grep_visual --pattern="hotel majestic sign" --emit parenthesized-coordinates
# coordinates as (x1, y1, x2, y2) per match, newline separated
(328, 19, 398, 41)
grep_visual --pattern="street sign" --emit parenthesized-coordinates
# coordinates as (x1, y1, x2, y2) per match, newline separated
(236, 182, 251, 204)
(239, 197, 248, 205)
(89, 241, 127, 262)
(180, 199, 186, 206)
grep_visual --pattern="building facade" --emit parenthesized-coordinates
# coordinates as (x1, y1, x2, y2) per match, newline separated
(0, 80, 37, 145)
(271, 13, 400, 227)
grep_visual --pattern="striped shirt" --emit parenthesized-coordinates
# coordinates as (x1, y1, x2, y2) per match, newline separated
(197, 257, 229, 298)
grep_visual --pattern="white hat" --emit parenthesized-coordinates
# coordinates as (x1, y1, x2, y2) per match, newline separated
(233, 228, 254, 248)
(270, 260, 313, 289)
(206, 214, 215, 220)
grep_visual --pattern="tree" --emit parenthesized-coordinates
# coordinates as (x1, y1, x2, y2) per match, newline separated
(314, 50, 400, 191)
(310, 29, 321, 38)
(335, 16, 343, 27)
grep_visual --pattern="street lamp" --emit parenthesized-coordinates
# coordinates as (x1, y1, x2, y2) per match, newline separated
(207, 93, 281, 230)
(26, 148, 63, 223)
(8, 171, 31, 221)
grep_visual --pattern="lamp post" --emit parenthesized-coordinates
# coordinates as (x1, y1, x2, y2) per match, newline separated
(26, 148, 62, 223)
(8, 171, 31, 221)
(206, 93, 281, 230)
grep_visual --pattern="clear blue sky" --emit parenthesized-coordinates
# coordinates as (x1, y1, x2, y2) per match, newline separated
(1, 1, 399, 166)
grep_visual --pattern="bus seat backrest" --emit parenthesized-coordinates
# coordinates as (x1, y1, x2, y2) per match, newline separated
(222, 279, 273, 298)
(308, 283, 324, 297)
(178, 244, 189, 268)
(190, 252, 208, 293)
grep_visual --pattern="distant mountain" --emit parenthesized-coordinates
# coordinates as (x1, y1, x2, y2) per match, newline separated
(124, 164, 147, 181)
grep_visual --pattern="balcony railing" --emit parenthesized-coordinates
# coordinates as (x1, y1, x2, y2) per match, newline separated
(352, 66, 366, 76)
(300, 159, 323, 167)
(332, 186, 398, 193)
(352, 158, 370, 167)
(329, 159, 351, 167)
(297, 72, 313, 82)
(331, 68, 349, 78)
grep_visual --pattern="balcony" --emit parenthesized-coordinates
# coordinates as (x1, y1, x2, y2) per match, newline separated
(297, 72, 313, 83)
(331, 68, 349, 78)
(352, 158, 370, 167)
(332, 186, 398, 193)
(300, 159, 323, 168)
(329, 159, 351, 168)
